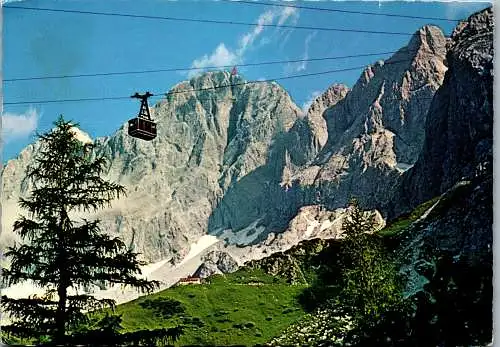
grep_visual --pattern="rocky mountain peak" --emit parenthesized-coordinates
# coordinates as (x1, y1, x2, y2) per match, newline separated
(185, 70, 241, 91)
(451, 7, 493, 43)
(387, 25, 447, 78)
(286, 83, 350, 166)
(449, 7, 493, 74)
(289, 23, 449, 214)
(306, 84, 349, 118)
(408, 25, 448, 55)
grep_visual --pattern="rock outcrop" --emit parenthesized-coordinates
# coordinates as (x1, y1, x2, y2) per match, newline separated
(388, 7, 493, 218)
(292, 25, 448, 213)
(286, 84, 350, 166)
(192, 250, 239, 279)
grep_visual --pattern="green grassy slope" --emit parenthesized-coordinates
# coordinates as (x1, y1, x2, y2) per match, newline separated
(378, 196, 440, 237)
(114, 269, 307, 346)
(3, 197, 444, 347)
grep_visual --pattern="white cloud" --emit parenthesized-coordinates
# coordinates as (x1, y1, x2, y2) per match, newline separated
(301, 90, 322, 114)
(278, 28, 295, 50)
(2, 108, 39, 143)
(284, 31, 317, 74)
(259, 37, 272, 46)
(188, 43, 241, 78)
(277, 6, 299, 26)
(237, 9, 275, 54)
(276, 8, 299, 50)
(188, 6, 298, 78)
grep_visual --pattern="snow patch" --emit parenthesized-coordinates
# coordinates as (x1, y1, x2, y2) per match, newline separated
(395, 162, 413, 172)
(93, 240, 224, 305)
(138, 258, 170, 279)
(218, 218, 266, 245)
(1, 280, 46, 299)
(70, 126, 93, 144)
(1, 257, 171, 301)
(179, 235, 220, 265)
(304, 216, 320, 238)
(319, 219, 333, 232)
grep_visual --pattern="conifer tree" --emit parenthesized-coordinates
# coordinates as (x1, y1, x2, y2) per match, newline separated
(338, 199, 406, 340)
(1, 116, 181, 345)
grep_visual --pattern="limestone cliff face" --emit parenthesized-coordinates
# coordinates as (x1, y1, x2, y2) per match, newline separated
(210, 25, 449, 239)
(287, 84, 350, 166)
(0, 23, 455, 267)
(391, 6, 493, 303)
(1, 72, 300, 263)
(388, 7, 493, 218)
(290, 25, 448, 213)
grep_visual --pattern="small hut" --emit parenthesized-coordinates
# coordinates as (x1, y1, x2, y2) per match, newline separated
(176, 276, 202, 286)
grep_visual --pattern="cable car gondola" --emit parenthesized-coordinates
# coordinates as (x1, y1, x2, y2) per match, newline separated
(128, 92, 157, 141)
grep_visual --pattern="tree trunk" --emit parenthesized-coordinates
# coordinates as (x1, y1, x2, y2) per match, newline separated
(55, 284, 68, 344)
(55, 210, 69, 344)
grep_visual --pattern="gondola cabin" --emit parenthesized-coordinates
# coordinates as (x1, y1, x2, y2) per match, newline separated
(128, 91, 157, 141)
(128, 117, 157, 141)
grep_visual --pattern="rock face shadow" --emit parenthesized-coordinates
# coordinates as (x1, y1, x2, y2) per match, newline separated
(207, 131, 304, 246)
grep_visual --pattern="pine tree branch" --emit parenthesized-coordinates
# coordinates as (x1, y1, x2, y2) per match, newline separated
(2, 268, 54, 287)
(1, 295, 58, 332)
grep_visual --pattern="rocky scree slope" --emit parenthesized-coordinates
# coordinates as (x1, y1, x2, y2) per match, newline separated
(190, 205, 384, 280)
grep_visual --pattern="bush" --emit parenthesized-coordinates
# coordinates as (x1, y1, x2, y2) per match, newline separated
(213, 310, 229, 317)
(138, 297, 186, 319)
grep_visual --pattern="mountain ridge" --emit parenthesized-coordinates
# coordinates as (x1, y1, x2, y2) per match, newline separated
(1, 23, 453, 268)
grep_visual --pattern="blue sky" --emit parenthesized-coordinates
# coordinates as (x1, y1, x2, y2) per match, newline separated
(1, 0, 490, 162)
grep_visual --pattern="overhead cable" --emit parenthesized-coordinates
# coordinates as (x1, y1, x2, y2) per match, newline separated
(3, 5, 414, 36)
(4, 51, 406, 82)
(221, 0, 462, 22)
(3, 57, 419, 106)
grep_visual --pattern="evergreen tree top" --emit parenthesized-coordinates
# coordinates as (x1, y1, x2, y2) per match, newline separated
(1, 115, 174, 345)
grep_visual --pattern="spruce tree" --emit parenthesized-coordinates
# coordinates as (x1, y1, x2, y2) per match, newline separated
(1, 116, 181, 345)
(338, 198, 406, 343)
